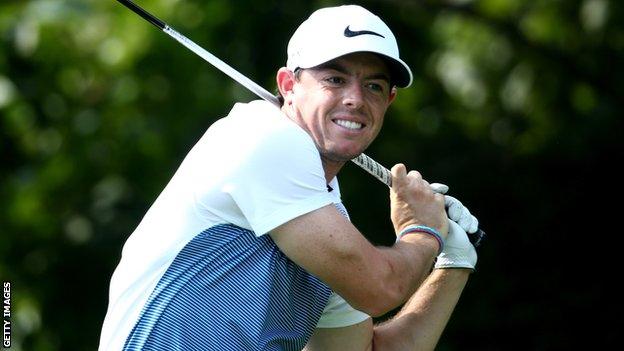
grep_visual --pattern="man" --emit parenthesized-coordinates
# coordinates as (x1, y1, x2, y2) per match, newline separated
(99, 5, 479, 351)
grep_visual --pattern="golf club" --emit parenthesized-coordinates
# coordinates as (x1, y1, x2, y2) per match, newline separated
(115, 0, 485, 247)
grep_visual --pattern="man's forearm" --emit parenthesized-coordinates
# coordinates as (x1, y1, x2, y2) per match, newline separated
(372, 269, 471, 351)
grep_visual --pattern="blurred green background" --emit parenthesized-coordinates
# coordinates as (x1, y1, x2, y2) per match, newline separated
(1, 0, 621, 349)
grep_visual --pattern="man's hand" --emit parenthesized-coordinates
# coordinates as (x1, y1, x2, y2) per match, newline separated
(434, 220, 477, 270)
(430, 183, 479, 234)
(390, 164, 448, 239)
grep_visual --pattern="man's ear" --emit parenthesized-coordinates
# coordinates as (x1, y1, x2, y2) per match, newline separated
(387, 86, 397, 105)
(276, 68, 296, 105)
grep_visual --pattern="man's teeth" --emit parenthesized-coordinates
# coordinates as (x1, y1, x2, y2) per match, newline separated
(335, 119, 363, 130)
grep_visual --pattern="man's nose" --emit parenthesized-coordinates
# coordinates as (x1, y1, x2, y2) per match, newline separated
(342, 82, 364, 109)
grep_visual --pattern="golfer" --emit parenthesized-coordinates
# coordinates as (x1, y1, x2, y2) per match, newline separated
(99, 5, 478, 351)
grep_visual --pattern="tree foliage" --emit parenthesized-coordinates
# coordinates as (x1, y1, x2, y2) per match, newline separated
(1, 0, 621, 349)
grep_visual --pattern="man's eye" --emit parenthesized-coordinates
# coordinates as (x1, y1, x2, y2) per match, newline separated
(325, 77, 344, 84)
(366, 82, 385, 93)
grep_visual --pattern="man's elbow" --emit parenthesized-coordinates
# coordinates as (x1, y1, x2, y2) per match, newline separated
(349, 282, 410, 317)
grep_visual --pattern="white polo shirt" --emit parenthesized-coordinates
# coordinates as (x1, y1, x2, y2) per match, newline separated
(98, 100, 368, 351)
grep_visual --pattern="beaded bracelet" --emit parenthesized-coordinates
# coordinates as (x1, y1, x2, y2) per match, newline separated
(398, 225, 444, 255)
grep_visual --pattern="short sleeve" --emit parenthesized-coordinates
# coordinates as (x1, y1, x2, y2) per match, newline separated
(315, 292, 371, 328)
(221, 101, 335, 235)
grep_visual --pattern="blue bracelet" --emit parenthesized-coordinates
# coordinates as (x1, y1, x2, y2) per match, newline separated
(398, 225, 444, 255)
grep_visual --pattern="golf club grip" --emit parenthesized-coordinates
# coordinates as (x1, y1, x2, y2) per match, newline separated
(117, 0, 486, 247)
(352, 153, 393, 186)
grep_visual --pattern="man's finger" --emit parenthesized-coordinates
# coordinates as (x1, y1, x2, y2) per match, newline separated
(390, 164, 408, 189)
(445, 195, 463, 219)
(430, 183, 449, 194)
(445, 195, 480, 234)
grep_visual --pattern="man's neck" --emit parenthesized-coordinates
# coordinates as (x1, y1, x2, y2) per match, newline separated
(321, 157, 345, 184)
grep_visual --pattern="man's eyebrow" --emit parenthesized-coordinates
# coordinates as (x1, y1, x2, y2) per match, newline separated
(313, 62, 391, 83)
(314, 62, 349, 74)
(367, 72, 391, 83)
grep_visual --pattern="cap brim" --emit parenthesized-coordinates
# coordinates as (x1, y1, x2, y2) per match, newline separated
(291, 49, 413, 88)
(378, 54, 412, 88)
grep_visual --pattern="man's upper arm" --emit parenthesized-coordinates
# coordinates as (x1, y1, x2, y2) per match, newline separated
(269, 204, 390, 314)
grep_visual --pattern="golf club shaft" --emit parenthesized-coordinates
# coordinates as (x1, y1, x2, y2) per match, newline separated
(116, 0, 486, 245)
(116, 0, 391, 184)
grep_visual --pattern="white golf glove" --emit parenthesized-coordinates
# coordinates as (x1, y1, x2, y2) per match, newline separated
(430, 183, 479, 234)
(434, 220, 477, 270)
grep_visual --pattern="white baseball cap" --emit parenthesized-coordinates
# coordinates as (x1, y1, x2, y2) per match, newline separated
(286, 5, 413, 88)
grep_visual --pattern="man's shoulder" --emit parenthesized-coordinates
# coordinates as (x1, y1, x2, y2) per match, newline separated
(227, 100, 287, 127)
(186, 100, 320, 178)
(214, 100, 315, 151)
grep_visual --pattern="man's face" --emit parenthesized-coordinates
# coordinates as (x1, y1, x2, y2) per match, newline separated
(284, 52, 396, 166)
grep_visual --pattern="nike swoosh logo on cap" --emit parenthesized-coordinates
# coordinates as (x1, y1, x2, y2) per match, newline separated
(343, 25, 385, 38)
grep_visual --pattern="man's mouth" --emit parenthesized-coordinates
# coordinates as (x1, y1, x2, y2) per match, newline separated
(333, 119, 364, 130)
